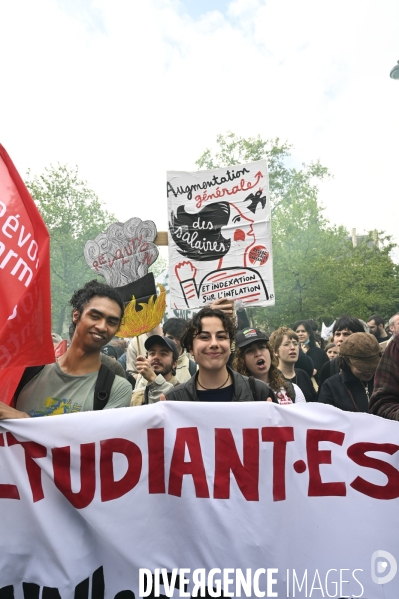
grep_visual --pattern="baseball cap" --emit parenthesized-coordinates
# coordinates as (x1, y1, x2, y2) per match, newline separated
(101, 344, 118, 359)
(145, 335, 179, 361)
(235, 328, 269, 349)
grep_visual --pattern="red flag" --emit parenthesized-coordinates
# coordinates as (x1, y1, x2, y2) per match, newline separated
(0, 144, 54, 405)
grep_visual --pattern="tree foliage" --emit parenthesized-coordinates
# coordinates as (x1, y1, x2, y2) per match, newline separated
(196, 133, 399, 330)
(26, 165, 116, 335)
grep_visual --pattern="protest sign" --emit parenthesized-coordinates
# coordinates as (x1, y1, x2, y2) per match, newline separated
(84, 218, 159, 288)
(0, 145, 54, 405)
(1, 403, 398, 598)
(84, 218, 166, 338)
(155, 268, 199, 323)
(167, 160, 274, 310)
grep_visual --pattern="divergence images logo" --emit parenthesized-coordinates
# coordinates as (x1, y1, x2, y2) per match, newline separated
(371, 550, 397, 585)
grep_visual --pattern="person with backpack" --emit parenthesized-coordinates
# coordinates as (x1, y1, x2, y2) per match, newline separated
(0, 280, 132, 419)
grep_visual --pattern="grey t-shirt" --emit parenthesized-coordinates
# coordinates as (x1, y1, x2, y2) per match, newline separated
(17, 362, 132, 417)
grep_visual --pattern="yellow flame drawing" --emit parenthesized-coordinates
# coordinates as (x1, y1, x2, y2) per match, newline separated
(116, 284, 166, 338)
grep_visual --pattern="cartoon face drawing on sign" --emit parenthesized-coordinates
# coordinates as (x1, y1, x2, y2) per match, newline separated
(220, 203, 255, 267)
(170, 201, 256, 268)
(168, 160, 274, 310)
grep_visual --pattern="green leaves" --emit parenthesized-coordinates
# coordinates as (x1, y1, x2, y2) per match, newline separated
(26, 165, 116, 334)
(196, 133, 398, 330)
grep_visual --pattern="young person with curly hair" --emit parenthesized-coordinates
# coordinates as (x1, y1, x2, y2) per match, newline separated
(163, 308, 276, 403)
(233, 329, 305, 404)
(0, 280, 132, 419)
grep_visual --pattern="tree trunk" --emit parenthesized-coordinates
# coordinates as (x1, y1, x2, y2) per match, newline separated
(56, 304, 67, 336)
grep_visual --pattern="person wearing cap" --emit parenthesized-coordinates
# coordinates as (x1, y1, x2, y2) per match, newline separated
(318, 333, 381, 412)
(163, 317, 198, 382)
(130, 336, 180, 406)
(233, 328, 306, 404)
(318, 316, 367, 390)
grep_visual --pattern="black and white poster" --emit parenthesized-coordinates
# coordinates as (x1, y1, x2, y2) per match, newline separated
(167, 160, 274, 309)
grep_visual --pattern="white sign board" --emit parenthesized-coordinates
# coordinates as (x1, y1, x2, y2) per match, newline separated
(167, 161, 274, 310)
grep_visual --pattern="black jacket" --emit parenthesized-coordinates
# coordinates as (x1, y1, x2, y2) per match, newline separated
(318, 357, 339, 390)
(295, 350, 314, 378)
(284, 368, 317, 402)
(306, 346, 329, 383)
(165, 366, 276, 402)
(318, 369, 374, 413)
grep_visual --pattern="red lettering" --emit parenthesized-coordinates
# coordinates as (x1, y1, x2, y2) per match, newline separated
(0, 434, 20, 500)
(100, 438, 142, 502)
(141, 251, 153, 266)
(262, 427, 294, 501)
(348, 442, 399, 499)
(148, 429, 165, 494)
(52, 443, 95, 509)
(168, 427, 209, 498)
(214, 428, 259, 501)
(7, 433, 46, 502)
(307, 430, 346, 497)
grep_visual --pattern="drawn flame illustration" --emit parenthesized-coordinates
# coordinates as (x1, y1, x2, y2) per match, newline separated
(116, 284, 166, 338)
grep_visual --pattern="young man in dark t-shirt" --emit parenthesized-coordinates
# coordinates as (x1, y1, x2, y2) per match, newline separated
(163, 307, 275, 403)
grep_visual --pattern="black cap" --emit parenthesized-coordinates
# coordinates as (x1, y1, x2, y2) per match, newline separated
(101, 344, 118, 358)
(235, 328, 269, 348)
(144, 335, 179, 361)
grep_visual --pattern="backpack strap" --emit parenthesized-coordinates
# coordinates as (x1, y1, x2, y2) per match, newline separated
(248, 376, 258, 401)
(286, 380, 296, 403)
(249, 376, 278, 403)
(188, 359, 197, 377)
(93, 364, 115, 410)
(14, 363, 115, 411)
(14, 365, 45, 408)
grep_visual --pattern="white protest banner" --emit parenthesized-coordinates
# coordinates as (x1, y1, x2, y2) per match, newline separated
(167, 161, 274, 309)
(1, 403, 398, 598)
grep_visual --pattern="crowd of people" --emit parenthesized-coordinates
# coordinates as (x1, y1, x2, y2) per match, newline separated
(0, 279, 398, 420)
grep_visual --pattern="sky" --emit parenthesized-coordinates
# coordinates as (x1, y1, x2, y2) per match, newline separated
(1, 0, 398, 259)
